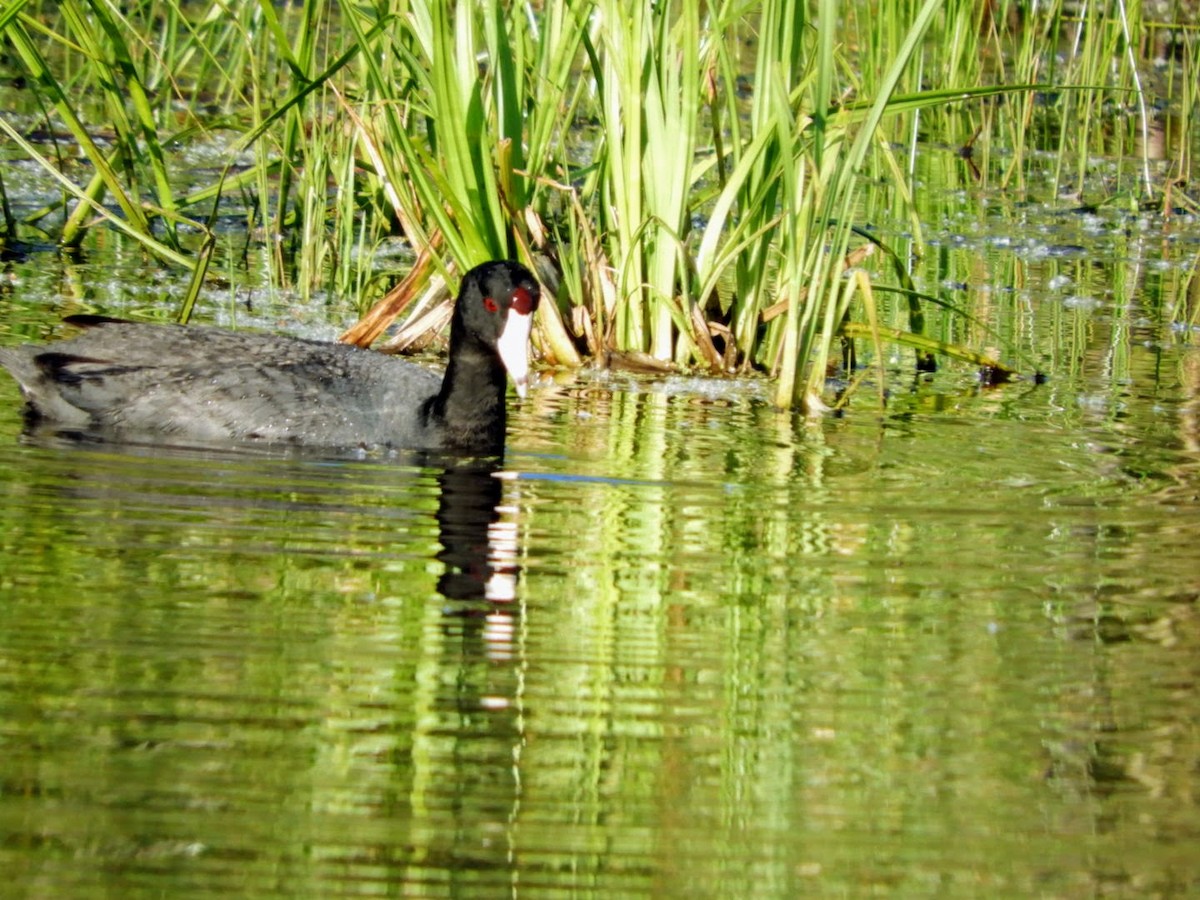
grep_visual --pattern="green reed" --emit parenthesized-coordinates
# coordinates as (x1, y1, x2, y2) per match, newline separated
(0, 0, 1192, 410)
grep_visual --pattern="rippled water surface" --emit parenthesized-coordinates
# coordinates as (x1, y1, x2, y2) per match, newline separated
(2, 135, 1199, 893)
(2, 326, 1199, 896)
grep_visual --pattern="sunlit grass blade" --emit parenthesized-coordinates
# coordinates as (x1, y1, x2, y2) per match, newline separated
(3, 15, 155, 246)
(840, 320, 1018, 377)
(0, 116, 197, 268)
(790, 0, 945, 411)
(58, 0, 183, 248)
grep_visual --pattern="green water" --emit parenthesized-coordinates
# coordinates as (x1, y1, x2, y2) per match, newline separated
(1, 317, 1198, 895)
(1, 98, 1199, 893)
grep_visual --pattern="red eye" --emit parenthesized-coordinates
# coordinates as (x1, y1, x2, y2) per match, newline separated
(483, 296, 499, 313)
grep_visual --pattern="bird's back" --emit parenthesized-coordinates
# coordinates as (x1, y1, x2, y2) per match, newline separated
(0, 321, 444, 449)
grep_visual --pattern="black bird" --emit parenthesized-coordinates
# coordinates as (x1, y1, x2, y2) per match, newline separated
(0, 260, 540, 454)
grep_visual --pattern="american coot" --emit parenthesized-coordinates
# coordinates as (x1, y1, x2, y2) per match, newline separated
(0, 260, 540, 454)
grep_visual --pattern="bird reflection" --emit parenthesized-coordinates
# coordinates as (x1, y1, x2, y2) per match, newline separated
(432, 457, 522, 662)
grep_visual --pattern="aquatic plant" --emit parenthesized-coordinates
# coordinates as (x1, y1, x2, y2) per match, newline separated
(0, 0, 1192, 410)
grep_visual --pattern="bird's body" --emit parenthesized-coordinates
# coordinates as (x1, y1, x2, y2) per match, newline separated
(0, 260, 540, 454)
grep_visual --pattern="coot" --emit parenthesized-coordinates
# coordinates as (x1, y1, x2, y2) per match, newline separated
(0, 260, 540, 454)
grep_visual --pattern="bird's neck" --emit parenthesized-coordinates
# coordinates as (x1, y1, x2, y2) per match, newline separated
(427, 341, 508, 451)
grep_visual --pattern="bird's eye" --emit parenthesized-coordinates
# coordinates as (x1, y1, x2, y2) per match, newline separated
(483, 296, 499, 313)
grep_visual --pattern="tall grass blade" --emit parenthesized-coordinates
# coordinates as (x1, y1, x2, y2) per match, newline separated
(3, 14, 155, 246)
(0, 115, 196, 268)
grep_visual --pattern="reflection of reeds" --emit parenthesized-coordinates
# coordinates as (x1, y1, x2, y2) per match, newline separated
(0, 0, 1191, 408)
(1181, 348, 1200, 455)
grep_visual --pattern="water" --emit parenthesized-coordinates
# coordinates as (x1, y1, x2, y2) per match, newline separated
(1, 319, 1198, 895)
(4, 6, 1199, 889)
(2, 105, 1199, 892)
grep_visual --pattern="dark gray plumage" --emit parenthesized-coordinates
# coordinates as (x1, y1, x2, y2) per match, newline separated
(0, 260, 540, 454)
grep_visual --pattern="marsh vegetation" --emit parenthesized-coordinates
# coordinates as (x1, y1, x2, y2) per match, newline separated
(0, 0, 1196, 410)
